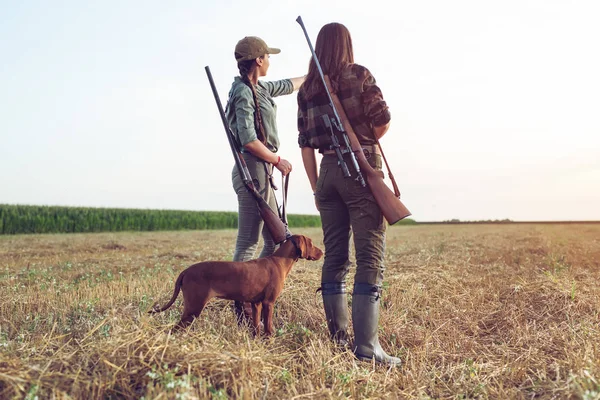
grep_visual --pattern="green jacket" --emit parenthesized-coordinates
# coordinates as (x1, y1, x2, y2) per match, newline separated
(226, 77, 293, 153)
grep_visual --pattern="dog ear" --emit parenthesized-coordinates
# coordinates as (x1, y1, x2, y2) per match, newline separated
(299, 235, 311, 259)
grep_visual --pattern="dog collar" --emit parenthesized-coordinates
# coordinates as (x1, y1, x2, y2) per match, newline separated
(288, 236, 302, 259)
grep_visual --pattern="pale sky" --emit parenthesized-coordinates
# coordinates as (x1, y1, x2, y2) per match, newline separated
(1, 0, 599, 221)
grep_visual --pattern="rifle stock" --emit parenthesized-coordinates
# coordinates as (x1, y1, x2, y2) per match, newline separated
(204, 65, 290, 244)
(323, 76, 412, 225)
(249, 187, 289, 244)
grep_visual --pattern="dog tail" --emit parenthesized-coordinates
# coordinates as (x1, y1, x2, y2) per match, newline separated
(148, 270, 185, 314)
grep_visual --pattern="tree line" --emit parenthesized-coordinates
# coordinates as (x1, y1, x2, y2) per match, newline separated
(0, 204, 325, 235)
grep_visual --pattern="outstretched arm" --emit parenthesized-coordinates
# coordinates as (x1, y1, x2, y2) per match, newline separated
(262, 76, 306, 97)
(289, 75, 306, 91)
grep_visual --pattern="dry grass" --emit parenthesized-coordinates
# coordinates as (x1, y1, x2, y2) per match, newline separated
(0, 225, 599, 399)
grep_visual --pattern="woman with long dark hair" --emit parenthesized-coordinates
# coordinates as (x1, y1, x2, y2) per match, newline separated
(297, 23, 400, 365)
(226, 36, 304, 324)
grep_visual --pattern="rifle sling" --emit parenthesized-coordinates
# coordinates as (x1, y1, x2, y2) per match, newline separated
(375, 141, 401, 198)
(262, 161, 290, 225)
(281, 173, 290, 225)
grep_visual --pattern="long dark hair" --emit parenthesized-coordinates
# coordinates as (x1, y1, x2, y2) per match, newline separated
(302, 23, 354, 100)
(238, 58, 267, 145)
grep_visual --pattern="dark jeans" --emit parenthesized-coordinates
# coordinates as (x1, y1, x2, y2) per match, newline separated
(316, 153, 386, 286)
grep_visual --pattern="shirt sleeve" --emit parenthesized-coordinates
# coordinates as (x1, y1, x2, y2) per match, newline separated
(232, 88, 258, 147)
(261, 79, 294, 98)
(361, 69, 391, 127)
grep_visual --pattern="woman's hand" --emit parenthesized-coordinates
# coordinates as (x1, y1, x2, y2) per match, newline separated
(243, 141, 290, 173)
(274, 158, 292, 176)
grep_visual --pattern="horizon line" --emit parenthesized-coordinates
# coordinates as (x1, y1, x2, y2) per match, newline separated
(1, 203, 599, 224)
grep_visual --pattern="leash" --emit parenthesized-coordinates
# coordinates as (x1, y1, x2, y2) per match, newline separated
(265, 161, 290, 226)
(265, 162, 278, 191)
(280, 172, 290, 225)
(376, 140, 401, 198)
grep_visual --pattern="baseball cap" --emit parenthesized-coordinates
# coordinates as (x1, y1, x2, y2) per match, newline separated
(234, 36, 281, 62)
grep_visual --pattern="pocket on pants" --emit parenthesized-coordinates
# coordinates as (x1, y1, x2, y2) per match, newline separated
(232, 167, 244, 194)
(315, 166, 328, 194)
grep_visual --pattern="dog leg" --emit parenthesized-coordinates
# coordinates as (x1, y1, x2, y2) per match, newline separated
(175, 317, 193, 331)
(251, 303, 263, 336)
(262, 302, 275, 336)
(177, 291, 211, 330)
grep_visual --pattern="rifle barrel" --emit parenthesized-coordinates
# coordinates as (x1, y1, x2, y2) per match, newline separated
(296, 16, 343, 129)
(296, 16, 366, 187)
(205, 66, 252, 184)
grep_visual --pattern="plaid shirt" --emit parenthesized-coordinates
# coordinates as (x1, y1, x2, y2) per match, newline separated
(297, 63, 391, 152)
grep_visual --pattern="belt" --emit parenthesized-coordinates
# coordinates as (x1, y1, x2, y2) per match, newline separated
(323, 144, 380, 159)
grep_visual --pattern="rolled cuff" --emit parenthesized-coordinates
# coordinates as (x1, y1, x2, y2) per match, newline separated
(372, 108, 391, 127)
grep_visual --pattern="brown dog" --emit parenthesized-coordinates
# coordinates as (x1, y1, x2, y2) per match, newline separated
(149, 234, 323, 335)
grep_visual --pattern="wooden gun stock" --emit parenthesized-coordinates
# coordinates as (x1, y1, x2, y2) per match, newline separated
(324, 76, 411, 225)
(248, 185, 290, 244)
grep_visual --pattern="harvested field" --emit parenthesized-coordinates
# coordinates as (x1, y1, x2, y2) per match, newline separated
(0, 224, 599, 399)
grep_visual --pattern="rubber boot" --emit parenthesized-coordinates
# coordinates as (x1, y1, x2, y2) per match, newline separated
(352, 283, 401, 366)
(321, 282, 349, 347)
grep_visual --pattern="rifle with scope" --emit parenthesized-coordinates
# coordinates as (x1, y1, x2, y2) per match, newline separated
(296, 16, 411, 224)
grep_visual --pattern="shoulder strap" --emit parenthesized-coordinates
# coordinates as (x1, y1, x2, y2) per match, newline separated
(376, 141, 401, 198)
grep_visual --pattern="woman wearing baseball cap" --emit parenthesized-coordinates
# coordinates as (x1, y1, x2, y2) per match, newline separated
(225, 36, 304, 325)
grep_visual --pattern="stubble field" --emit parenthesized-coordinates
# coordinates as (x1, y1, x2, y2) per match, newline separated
(0, 224, 599, 399)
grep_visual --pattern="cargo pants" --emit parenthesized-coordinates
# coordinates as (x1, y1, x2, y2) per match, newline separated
(315, 152, 386, 286)
(231, 153, 278, 262)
